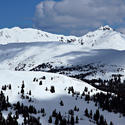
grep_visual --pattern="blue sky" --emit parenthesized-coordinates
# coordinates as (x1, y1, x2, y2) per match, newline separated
(0, 0, 125, 36)
(0, 0, 42, 28)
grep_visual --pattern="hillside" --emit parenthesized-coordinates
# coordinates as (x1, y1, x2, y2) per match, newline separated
(0, 70, 124, 125)
(0, 41, 125, 73)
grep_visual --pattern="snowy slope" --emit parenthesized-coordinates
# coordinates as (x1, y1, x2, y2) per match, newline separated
(0, 70, 124, 125)
(0, 70, 100, 103)
(80, 25, 125, 50)
(0, 25, 125, 50)
(1, 41, 125, 71)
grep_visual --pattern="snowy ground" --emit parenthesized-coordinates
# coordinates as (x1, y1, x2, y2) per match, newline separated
(1, 41, 125, 71)
(0, 70, 124, 125)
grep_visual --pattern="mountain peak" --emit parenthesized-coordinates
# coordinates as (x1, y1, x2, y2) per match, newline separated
(11, 27, 21, 30)
(98, 25, 113, 31)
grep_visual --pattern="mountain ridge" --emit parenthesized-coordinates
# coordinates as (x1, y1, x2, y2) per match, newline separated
(0, 25, 125, 50)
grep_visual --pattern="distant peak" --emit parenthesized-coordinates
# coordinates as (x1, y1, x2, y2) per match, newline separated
(11, 27, 21, 30)
(99, 25, 113, 31)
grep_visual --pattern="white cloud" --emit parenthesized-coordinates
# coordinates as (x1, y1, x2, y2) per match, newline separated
(34, 0, 125, 36)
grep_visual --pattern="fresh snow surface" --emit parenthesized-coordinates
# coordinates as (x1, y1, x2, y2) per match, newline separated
(0, 70, 124, 125)
(1, 41, 125, 71)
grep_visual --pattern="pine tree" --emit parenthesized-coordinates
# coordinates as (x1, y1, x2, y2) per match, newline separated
(48, 116, 52, 123)
(39, 81, 42, 85)
(7, 96, 9, 103)
(58, 112, 62, 121)
(85, 108, 89, 117)
(74, 106, 77, 111)
(2, 85, 6, 91)
(60, 100, 64, 106)
(6, 112, 13, 124)
(68, 109, 74, 116)
(50, 86, 55, 93)
(15, 111, 19, 119)
(22, 82, 25, 88)
(89, 110, 92, 119)
(55, 117, 59, 125)
(85, 94, 90, 101)
(45, 87, 48, 91)
(9, 84, 11, 90)
(94, 109, 100, 122)
(29, 90, 31, 95)
(110, 121, 114, 125)
(21, 88, 24, 94)
(84, 87, 88, 92)
(41, 108, 45, 114)
(33, 77, 36, 82)
(71, 116, 74, 125)
(74, 106, 79, 112)
(67, 115, 70, 124)
(99, 115, 104, 125)
(60, 118, 66, 125)
(76, 116, 79, 123)
(52, 109, 57, 117)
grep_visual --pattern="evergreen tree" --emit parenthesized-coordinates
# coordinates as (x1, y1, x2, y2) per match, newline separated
(45, 87, 48, 91)
(22, 82, 25, 88)
(60, 100, 64, 106)
(76, 116, 79, 123)
(2, 85, 6, 91)
(84, 87, 88, 92)
(60, 118, 66, 125)
(110, 121, 114, 125)
(89, 110, 92, 119)
(85, 94, 90, 101)
(9, 84, 11, 90)
(29, 90, 31, 95)
(55, 117, 59, 125)
(48, 116, 52, 123)
(68, 109, 74, 116)
(39, 81, 42, 85)
(94, 109, 100, 122)
(57, 112, 62, 121)
(33, 77, 36, 82)
(85, 108, 89, 117)
(50, 86, 55, 93)
(71, 116, 74, 125)
(99, 115, 104, 125)
(21, 88, 24, 94)
(52, 109, 57, 117)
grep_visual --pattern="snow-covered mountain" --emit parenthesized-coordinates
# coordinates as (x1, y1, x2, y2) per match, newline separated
(0, 25, 125, 50)
(1, 25, 125, 71)
(0, 27, 78, 44)
(80, 25, 125, 50)
(1, 25, 125, 125)
(0, 25, 125, 90)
